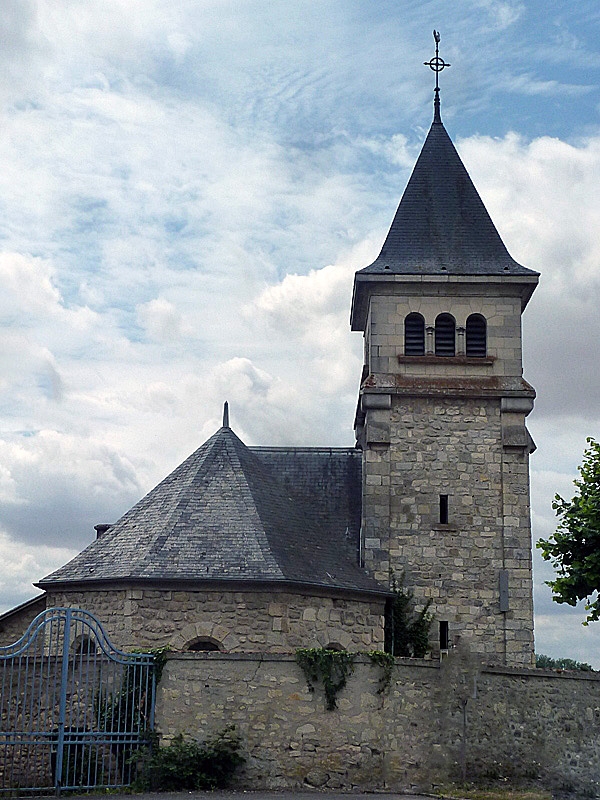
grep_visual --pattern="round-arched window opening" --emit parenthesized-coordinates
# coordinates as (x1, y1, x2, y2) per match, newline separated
(435, 313, 456, 357)
(72, 635, 97, 656)
(324, 642, 345, 652)
(186, 638, 222, 652)
(404, 313, 425, 356)
(466, 314, 487, 357)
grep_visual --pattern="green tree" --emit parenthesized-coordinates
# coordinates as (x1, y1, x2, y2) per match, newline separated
(537, 437, 600, 623)
(535, 653, 593, 671)
(384, 572, 433, 657)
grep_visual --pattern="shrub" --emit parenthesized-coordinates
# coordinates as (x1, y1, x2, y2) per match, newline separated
(136, 727, 244, 790)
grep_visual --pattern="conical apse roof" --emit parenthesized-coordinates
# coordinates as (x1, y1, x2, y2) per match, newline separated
(38, 425, 385, 597)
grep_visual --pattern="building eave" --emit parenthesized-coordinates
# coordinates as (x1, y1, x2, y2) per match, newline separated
(37, 576, 392, 602)
(351, 271, 539, 331)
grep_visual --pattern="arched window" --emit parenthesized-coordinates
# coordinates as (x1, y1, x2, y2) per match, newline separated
(466, 314, 486, 357)
(72, 635, 96, 656)
(186, 638, 221, 652)
(435, 314, 455, 357)
(324, 642, 345, 652)
(404, 313, 425, 356)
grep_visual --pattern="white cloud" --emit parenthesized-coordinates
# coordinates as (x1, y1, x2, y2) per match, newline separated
(469, 0, 524, 30)
(503, 73, 592, 97)
(0, 530, 76, 613)
(0, 253, 59, 313)
(458, 132, 600, 425)
(136, 297, 184, 341)
(0, 431, 142, 550)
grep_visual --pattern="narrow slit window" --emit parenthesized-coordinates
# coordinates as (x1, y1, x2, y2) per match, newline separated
(435, 314, 456, 356)
(440, 621, 449, 651)
(466, 314, 487, 357)
(439, 494, 449, 524)
(404, 313, 425, 355)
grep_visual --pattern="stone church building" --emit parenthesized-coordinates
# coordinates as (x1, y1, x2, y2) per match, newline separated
(1, 90, 538, 669)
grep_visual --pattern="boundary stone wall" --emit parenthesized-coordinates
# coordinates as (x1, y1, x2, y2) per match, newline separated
(156, 652, 600, 797)
(0, 597, 47, 646)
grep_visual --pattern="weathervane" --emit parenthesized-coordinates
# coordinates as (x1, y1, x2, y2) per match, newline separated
(424, 30, 450, 122)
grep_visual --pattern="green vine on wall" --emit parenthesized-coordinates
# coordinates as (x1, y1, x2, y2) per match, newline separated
(367, 650, 395, 694)
(295, 648, 355, 710)
(149, 645, 170, 685)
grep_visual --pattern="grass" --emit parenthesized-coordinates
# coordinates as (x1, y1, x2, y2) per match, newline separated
(436, 786, 552, 800)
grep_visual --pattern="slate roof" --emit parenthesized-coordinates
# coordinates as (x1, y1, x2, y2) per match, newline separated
(38, 425, 386, 598)
(250, 446, 361, 545)
(356, 119, 539, 277)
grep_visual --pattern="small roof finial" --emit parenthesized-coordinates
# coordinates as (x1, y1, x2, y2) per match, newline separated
(222, 401, 230, 428)
(424, 29, 451, 123)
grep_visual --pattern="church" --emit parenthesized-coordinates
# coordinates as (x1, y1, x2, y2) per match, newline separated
(1, 54, 538, 669)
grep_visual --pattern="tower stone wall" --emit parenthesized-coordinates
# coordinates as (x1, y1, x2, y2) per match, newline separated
(365, 284, 525, 378)
(362, 393, 534, 664)
(357, 280, 536, 667)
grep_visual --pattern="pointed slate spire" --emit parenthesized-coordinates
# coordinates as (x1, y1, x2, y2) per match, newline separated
(222, 401, 230, 428)
(353, 33, 539, 282)
(356, 121, 537, 279)
(351, 50, 539, 330)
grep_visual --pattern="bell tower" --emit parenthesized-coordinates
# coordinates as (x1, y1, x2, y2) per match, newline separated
(351, 35, 538, 666)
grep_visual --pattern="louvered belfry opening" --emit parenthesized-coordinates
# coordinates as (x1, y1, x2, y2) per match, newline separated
(435, 313, 455, 356)
(404, 312, 425, 355)
(466, 313, 487, 357)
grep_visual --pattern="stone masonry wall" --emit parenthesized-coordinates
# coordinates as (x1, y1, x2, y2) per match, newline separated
(359, 282, 536, 668)
(0, 598, 46, 647)
(45, 588, 385, 653)
(157, 652, 600, 797)
(362, 395, 534, 666)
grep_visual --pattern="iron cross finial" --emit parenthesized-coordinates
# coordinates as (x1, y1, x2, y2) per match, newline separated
(424, 29, 450, 123)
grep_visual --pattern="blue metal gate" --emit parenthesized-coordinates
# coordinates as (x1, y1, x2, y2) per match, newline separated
(0, 607, 155, 794)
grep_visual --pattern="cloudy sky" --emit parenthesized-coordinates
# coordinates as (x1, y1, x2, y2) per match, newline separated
(0, 0, 599, 665)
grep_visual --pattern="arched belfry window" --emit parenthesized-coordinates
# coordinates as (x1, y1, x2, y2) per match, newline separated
(404, 313, 425, 355)
(435, 314, 456, 357)
(466, 314, 487, 357)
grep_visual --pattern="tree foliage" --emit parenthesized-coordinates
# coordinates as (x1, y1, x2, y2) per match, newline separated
(535, 653, 593, 672)
(384, 571, 433, 657)
(537, 437, 600, 623)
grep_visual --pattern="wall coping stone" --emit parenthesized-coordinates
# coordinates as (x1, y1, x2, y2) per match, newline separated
(482, 663, 600, 681)
(163, 652, 600, 682)
(163, 652, 439, 670)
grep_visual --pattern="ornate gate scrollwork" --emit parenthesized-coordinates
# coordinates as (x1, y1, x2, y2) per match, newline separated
(0, 607, 155, 795)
